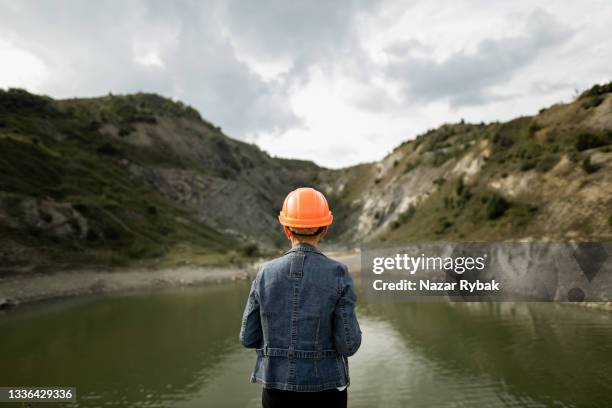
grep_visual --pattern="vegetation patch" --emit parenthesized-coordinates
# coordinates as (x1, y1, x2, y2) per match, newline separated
(484, 194, 511, 220)
(535, 154, 560, 172)
(575, 132, 611, 151)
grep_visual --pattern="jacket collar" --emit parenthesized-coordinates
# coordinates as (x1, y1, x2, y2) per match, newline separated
(285, 242, 323, 255)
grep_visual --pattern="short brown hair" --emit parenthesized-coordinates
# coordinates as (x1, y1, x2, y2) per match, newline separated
(288, 226, 325, 242)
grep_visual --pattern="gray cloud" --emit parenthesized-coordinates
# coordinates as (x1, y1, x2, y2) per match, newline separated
(1, 1, 608, 168)
(0, 0, 386, 138)
(383, 9, 574, 107)
(0, 0, 301, 136)
(218, 0, 377, 76)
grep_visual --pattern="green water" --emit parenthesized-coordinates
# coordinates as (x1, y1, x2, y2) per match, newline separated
(1, 282, 611, 407)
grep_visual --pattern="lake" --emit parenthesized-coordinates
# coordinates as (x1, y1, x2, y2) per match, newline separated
(1, 281, 611, 407)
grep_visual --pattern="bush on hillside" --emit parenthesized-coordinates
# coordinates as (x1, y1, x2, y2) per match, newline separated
(575, 132, 609, 151)
(579, 82, 612, 98)
(535, 154, 560, 172)
(241, 243, 258, 257)
(485, 194, 510, 220)
(581, 95, 605, 109)
(0, 88, 52, 112)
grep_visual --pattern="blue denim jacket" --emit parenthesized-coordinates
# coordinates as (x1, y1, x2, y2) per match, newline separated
(239, 243, 362, 392)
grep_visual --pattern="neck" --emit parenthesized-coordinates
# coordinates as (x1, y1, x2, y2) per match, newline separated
(290, 238, 319, 247)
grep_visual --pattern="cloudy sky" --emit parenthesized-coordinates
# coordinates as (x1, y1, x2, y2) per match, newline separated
(1, 1, 611, 168)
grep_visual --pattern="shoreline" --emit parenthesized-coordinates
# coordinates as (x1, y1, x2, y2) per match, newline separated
(0, 264, 257, 308)
(1, 250, 610, 313)
(0, 250, 359, 308)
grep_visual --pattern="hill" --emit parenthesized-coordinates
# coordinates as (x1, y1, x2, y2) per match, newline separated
(320, 83, 612, 243)
(0, 90, 319, 273)
(1, 84, 611, 273)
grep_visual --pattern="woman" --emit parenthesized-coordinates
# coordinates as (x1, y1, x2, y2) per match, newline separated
(240, 187, 362, 408)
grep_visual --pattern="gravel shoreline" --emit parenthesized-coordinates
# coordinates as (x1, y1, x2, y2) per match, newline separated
(0, 264, 256, 308)
(0, 250, 358, 309)
(1, 250, 609, 313)
(0, 250, 360, 309)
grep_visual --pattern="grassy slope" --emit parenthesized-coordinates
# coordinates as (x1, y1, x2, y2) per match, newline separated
(323, 83, 612, 243)
(387, 90, 612, 241)
(0, 90, 245, 271)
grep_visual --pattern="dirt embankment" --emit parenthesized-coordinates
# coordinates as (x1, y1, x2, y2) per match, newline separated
(0, 264, 255, 308)
(0, 250, 359, 308)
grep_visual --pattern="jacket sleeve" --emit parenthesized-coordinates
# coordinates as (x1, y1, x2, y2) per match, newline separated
(333, 265, 362, 357)
(239, 272, 263, 348)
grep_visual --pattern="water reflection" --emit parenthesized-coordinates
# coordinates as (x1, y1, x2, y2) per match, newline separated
(1, 283, 611, 407)
(354, 302, 612, 407)
(0, 284, 258, 407)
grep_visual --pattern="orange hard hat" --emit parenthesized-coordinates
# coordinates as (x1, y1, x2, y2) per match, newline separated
(278, 187, 333, 228)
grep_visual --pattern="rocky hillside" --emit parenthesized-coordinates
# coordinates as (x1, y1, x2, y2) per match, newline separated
(0, 90, 319, 273)
(1, 83, 611, 273)
(321, 83, 612, 243)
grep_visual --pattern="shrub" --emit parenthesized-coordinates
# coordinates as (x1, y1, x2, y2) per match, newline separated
(581, 95, 604, 109)
(514, 142, 542, 159)
(492, 133, 513, 148)
(240, 156, 255, 170)
(0, 88, 52, 112)
(391, 206, 416, 230)
(86, 229, 99, 242)
(399, 206, 416, 223)
(215, 138, 241, 173)
(432, 151, 449, 166)
(433, 177, 445, 186)
(96, 143, 121, 155)
(103, 226, 121, 241)
(520, 160, 536, 172)
(241, 243, 258, 257)
(579, 82, 612, 98)
(435, 218, 453, 234)
(404, 162, 417, 173)
(575, 132, 606, 151)
(486, 194, 510, 220)
(451, 178, 472, 209)
(456, 178, 465, 196)
(528, 122, 542, 135)
(40, 211, 53, 223)
(118, 126, 133, 137)
(535, 154, 560, 172)
(72, 203, 89, 214)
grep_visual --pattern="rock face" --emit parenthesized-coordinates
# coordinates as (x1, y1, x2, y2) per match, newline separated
(0, 84, 611, 273)
(0, 90, 320, 272)
(321, 87, 612, 244)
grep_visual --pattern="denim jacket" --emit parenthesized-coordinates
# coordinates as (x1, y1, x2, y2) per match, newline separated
(239, 243, 362, 392)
